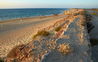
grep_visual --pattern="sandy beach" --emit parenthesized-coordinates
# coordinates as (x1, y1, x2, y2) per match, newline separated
(0, 15, 66, 57)
(0, 9, 93, 62)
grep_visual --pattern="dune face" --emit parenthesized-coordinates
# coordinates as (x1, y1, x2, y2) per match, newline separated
(0, 9, 93, 62)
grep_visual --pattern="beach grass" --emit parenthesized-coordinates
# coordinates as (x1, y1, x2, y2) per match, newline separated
(33, 30, 50, 38)
(55, 26, 62, 32)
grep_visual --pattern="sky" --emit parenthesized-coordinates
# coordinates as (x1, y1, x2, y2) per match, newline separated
(0, 0, 98, 8)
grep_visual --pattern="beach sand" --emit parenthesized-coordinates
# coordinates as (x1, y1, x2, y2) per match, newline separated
(0, 15, 66, 57)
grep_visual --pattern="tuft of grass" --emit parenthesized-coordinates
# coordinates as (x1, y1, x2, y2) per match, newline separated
(91, 13, 97, 15)
(0, 58, 4, 62)
(55, 26, 62, 32)
(90, 39, 98, 47)
(57, 43, 72, 55)
(33, 30, 50, 38)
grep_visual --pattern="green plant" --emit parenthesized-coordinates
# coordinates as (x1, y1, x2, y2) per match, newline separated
(55, 26, 62, 32)
(33, 30, 50, 38)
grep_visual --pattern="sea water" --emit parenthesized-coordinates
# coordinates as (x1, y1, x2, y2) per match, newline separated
(0, 8, 68, 21)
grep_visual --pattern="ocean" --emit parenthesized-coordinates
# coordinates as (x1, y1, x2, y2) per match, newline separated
(0, 8, 68, 21)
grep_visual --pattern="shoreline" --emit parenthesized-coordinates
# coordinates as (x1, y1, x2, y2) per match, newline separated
(0, 14, 63, 23)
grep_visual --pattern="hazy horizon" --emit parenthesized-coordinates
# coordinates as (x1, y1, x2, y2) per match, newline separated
(0, 0, 98, 8)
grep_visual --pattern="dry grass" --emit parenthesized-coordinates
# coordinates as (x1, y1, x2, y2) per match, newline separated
(55, 26, 62, 32)
(33, 30, 50, 38)
(57, 43, 72, 54)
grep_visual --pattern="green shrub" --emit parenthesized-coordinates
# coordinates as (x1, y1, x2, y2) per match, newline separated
(55, 26, 62, 32)
(33, 30, 50, 38)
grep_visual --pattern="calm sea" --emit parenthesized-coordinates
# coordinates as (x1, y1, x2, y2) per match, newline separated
(0, 8, 68, 21)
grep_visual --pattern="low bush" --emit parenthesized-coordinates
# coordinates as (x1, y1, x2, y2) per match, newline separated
(33, 30, 50, 38)
(55, 26, 62, 32)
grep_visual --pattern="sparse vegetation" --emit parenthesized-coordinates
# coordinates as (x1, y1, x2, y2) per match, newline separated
(91, 13, 97, 15)
(33, 30, 50, 38)
(55, 26, 62, 32)
(57, 43, 72, 55)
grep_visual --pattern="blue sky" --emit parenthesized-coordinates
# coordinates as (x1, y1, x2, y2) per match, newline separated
(0, 0, 97, 8)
